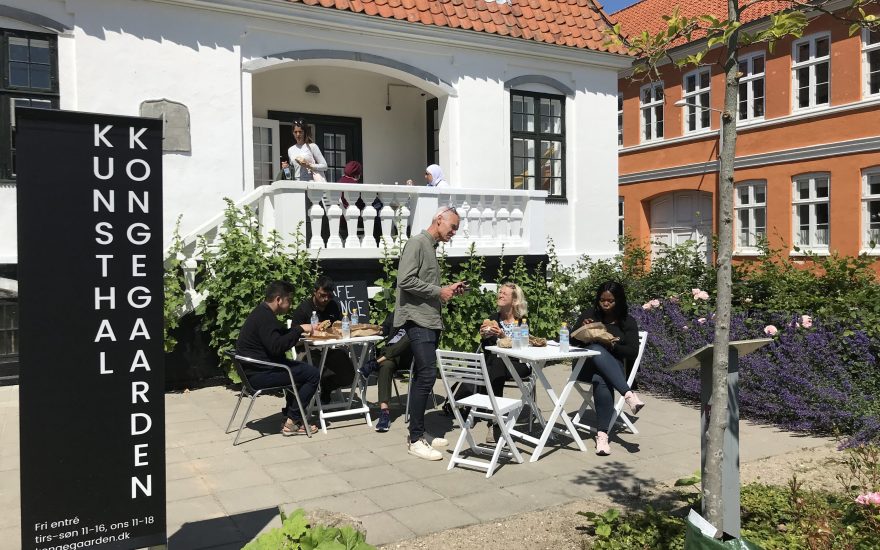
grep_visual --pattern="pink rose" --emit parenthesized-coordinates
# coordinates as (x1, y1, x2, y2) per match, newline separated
(764, 325, 778, 336)
(856, 492, 880, 506)
(696, 291, 709, 301)
(801, 315, 813, 328)
(691, 288, 701, 297)
(650, 299, 660, 308)
(697, 317, 707, 324)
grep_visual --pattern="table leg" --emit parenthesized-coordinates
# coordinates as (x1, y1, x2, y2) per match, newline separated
(303, 344, 331, 434)
(527, 358, 587, 462)
(347, 342, 374, 427)
(501, 356, 546, 432)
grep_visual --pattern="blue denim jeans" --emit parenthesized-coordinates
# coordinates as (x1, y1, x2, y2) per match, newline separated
(405, 323, 441, 443)
(576, 344, 630, 431)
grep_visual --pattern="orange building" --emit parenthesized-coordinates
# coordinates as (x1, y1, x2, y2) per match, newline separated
(613, 0, 880, 266)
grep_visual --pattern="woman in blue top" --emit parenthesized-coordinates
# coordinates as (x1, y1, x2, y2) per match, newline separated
(571, 281, 645, 456)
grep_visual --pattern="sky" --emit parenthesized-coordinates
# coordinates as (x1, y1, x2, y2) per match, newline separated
(600, 0, 643, 14)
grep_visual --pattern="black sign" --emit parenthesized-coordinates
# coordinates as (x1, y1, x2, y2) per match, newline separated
(334, 280, 370, 320)
(17, 109, 165, 549)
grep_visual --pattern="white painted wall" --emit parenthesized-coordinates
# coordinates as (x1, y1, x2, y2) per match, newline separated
(1, 0, 626, 267)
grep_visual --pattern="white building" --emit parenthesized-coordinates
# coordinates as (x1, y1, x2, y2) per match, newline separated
(0, 0, 628, 372)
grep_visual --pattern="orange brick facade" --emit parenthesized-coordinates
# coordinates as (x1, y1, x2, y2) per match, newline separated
(617, 11, 880, 266)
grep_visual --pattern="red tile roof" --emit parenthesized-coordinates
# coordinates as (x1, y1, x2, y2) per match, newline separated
(285, 0, 625, 52)
(611, 0, 797, 43)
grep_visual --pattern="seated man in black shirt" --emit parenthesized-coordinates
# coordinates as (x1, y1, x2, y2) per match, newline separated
(236, 280, 320, 436)
(290, 276, 355, 400)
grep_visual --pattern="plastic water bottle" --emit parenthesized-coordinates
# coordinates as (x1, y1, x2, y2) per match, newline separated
(351, 308, 359, 326)
(341, 313, 351, 339)
(520, 318, 530, 348)
(310, 310, 319, 334)
(559, 322, 570, 353)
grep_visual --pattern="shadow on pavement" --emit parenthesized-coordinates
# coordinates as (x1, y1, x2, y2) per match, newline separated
(170, 507, 278, 549)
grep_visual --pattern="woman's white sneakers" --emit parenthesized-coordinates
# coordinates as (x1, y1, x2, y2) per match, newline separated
(595, 432, 611, 456)
(624, 391, 646, 415)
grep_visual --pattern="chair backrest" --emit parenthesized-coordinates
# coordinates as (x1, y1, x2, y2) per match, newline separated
(625, 331, 648, 387)
(436, 349, 502, 411)
(226, 351, 258, 394)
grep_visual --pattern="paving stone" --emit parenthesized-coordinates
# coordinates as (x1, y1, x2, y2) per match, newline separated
(166, 460, 201, 481)
(263, 458, 333, 482)
(418, 470, 479, 499)
(167, 515, 245, 550)
(360, 480, 441, 511)
(292, 491, 382, 518)
(214, 484, 291, 516)
(201, 468, 274, 493)
(318, 450, 388, 473)
(337, 464, 412, 490)
(167, 476, 213, 502)
(502, 477, 581, 509)
(0, 527, 21, 550)
(387, 498, 476, 536)
(227, 507, 283, 543)
(357, 511, 416, 547)
(280, 473, 355, 502)
(244, 443, 313, 466)
(190, 452, 261, 476)
(166, 418, 220, 436)
(166, 495, 227, 525)
(451, 487, 536, 522)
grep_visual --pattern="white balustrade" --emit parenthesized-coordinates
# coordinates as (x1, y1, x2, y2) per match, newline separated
(177, 181, 546, 262)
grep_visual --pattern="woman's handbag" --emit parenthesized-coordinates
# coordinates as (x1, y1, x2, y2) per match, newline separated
(570, 322, 617, 345)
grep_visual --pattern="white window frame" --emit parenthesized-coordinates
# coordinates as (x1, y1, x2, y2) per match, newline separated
(618, 196, 625, 249)
(791, 33, 831, 111)
(617, 92, 623, 147)
(734, 180, 766, 253)
(863, 28, 880, 98)
(251, 117, 280, 189)
(792, 173, 830, 252)
(682, 67, 712, 133)
(737, 52, 765, 121)
(862, 167, 880, 250)
(639, 82, 664, 143)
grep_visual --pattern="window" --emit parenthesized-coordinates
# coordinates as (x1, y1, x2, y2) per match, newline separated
(618, 197, 625, 249)
(683, 68, 711, 132)
(251, 120, 278, 187)
(792, 174, 830, 250)
(617, 93, 623, 146)
(738, 53, 765, 120)
(863, 169, 880, 248)
(426, 97, 439, 165)
(639, 82, 663, 142)
(792, 34, 830, 110)
(511, 90, 565, 197)
(0, 29, 59, 180)
(0, 300, 17, 362)
(863, 29, 880, 97)
(734, 181, 766, 252)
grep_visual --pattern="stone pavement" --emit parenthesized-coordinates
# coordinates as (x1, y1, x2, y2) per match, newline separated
(0, 365, 830, 549)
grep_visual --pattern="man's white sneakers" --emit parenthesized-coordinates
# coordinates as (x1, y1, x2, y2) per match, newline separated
(407, 437, 443, 461)
(430, 436, 448, 449)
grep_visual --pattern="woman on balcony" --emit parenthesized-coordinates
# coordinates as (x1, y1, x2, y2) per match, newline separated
(287, 120, 328, 181)
(571, 280, 645, 456)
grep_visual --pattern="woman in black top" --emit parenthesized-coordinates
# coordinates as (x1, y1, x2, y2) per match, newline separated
(571, 281, 645, 455)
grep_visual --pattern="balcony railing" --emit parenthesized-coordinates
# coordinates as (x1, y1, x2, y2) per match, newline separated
(179, 181, 548, 260)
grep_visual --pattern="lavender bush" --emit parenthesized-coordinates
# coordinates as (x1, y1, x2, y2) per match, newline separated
(631, 299, 880, 446)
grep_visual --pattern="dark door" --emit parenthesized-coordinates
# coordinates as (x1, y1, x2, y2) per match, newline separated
(269, 111, 362, 183)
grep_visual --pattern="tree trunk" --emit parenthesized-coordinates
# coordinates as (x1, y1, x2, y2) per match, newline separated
(703, 0, 740, 535)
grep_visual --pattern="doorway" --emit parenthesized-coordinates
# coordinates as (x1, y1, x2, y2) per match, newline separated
(268, 111, 362, 183)
(649, 191, 713, 262)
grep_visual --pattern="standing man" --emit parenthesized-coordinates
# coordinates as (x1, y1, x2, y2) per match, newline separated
(396, 206, 466, 460)
(236, 281, 319, 435)
(290, 276, 354, 401)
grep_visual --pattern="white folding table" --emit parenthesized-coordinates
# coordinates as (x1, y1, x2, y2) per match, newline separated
(302, 335, 384, 433)
(485, 344, 599, 462)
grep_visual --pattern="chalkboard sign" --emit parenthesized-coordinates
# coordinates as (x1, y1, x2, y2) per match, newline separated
(334, 280, 370, 320)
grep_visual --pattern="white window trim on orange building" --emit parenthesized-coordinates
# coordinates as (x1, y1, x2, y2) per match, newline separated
(737, 51, 766, 121)
(862, 168, 880, 253)
(792, 32, 831, 112)
(639, 81, 664, 143)
(792, 173, 831, 253)
(734, 180, 767, 255)
(682, 66, 711, 134)
(862, 28, 880, 98)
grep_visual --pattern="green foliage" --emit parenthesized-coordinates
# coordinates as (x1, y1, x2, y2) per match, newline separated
(243, 508, 375, 550)
(163, 216, 187, 353)
(440, 243, 495, 351)
(579, 506, 684, 548)
(369, 236, 401, 325)
(195, 200, 319, 380)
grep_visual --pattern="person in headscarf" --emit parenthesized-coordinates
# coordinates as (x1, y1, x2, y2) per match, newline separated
(339, 161, 362, 183)
(424, 164, 449, 187)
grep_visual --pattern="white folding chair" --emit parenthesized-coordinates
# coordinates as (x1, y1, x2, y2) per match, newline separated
(571, 331, 648, 435)
(436, 350, 524, 478)
(607, 331, 648, 434)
